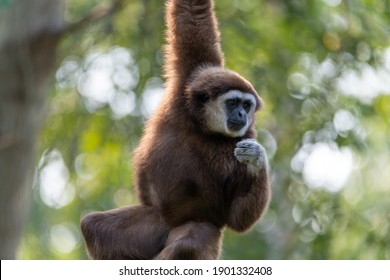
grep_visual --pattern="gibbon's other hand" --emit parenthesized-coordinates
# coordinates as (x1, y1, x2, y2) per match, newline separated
(234, 139, 267, 169)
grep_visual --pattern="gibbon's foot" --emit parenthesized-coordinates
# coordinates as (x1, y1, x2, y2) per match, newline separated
(234, 138, 267, 169)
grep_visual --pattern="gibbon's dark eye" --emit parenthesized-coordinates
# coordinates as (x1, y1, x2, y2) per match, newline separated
(226, 99, 239, 109)
(243, 101, 252, 112)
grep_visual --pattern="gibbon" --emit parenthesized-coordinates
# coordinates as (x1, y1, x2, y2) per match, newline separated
(81, 0, 270, 260)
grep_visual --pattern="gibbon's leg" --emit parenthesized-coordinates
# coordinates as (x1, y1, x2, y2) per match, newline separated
(80, 205, 170, 260)
(154, 222, 222, 260)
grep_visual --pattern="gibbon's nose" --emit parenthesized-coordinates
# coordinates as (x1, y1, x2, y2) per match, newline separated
(228, 108, 247, 130)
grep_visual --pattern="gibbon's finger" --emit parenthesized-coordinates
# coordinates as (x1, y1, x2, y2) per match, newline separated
(234, 148, 259, 156)
(236, 139, 257, 148)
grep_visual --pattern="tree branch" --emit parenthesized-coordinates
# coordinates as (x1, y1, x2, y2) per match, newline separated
(62, 0, 125, 35)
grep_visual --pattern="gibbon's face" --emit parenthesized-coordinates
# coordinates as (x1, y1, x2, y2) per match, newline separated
(204, 90, 257, 138)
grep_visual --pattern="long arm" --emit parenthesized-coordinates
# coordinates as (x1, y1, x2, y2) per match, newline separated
(227, 168, 270, 232)
(228, 139, 271, 232)
(164, 0, 224, 88)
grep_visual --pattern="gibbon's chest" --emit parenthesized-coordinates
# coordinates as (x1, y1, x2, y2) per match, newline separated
(189, 139, 243, 185)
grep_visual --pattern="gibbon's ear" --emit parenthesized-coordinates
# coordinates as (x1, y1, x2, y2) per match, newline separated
(253, 92, 263, 112)
(193, 91, 210, 105)
(185, 89, 211, 124)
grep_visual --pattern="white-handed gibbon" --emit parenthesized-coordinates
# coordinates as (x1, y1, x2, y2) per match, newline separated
(81, 0, 271, 260)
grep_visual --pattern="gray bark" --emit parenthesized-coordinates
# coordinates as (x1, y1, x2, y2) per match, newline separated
(0, 0, 65, 259)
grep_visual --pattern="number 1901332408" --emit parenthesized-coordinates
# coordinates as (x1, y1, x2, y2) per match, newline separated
(212, 266, 272, 276)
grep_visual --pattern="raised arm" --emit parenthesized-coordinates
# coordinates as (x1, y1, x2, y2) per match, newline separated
(164, 0, 224, 87)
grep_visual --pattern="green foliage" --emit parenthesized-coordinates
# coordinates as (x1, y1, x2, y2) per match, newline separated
(18, 0, 390, 259)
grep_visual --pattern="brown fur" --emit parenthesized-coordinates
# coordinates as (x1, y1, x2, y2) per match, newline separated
(80, 0, 270, 260)
(80, 206, 169, 259)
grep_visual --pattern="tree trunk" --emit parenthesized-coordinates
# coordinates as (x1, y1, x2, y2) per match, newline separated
(0, 0, 64, 259)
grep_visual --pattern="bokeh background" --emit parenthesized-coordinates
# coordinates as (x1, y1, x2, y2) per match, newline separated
(6, 0, 390, 259)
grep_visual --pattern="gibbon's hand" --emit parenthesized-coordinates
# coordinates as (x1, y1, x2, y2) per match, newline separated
(234, 139, 267, 169)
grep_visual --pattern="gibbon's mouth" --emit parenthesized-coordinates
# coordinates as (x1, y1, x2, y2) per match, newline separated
(227, 119, 246, 131)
